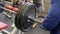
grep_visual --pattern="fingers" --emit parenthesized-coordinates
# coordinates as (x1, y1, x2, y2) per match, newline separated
(32, 23, 37, 29)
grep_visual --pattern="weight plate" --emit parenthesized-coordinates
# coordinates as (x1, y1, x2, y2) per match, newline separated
(15, 2, 37, 32)
(15, 2, 27, 29)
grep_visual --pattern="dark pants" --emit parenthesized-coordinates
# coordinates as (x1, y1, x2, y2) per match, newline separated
(50, 22, 60, 34)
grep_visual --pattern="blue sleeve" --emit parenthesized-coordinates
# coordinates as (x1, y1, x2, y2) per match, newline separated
(41, 0, 60, 31)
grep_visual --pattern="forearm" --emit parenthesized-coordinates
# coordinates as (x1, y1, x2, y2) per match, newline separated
(41, 0, 45, 11)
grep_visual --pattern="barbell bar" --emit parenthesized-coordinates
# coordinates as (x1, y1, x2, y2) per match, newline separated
(28, 16, 44, 24)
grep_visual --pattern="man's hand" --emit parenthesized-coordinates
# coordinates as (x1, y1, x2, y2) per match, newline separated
(32, 23, 37, 29)
(32, 18, 44, 29)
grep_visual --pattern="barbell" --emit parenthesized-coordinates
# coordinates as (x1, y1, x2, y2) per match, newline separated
(15, 2, 44, 32)
(15, 2, 37, 32)
(0, 0, 43, 32)
(28, 16, 44, 23)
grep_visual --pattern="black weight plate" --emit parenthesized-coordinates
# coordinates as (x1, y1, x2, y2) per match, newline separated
(15, 12, 21, 29)
(21, 5, 37, 32)
(21, 16, 35, 32)
(15, 3, 26, 29)
(21, 5, 36, 32)
(15, 2, 37, 32)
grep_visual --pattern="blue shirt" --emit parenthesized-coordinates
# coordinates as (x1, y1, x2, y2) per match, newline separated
(41, 0, 60, 34)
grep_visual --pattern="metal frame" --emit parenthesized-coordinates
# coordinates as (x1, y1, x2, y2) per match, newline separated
(0, 5, 24, 34)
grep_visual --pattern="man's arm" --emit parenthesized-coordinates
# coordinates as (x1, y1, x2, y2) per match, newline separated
(41, 0, 45, 11)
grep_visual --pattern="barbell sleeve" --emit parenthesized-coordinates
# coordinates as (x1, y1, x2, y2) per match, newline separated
(28, 16, 44, 24)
